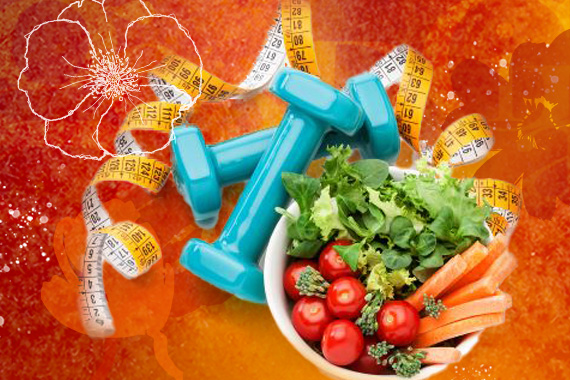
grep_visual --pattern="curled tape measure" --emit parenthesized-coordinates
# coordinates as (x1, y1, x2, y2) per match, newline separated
(472, 179, 522, 232)
(79, 155, 170, 335)
(77, 2, 315, 337)
(149, 15, 287, 101)
(78, 222, 161, 336)
(357, 45, 520, 234)
(77, 0, 520, 336)
(148, 0, 321, 101)
(281, 0, 320, 76)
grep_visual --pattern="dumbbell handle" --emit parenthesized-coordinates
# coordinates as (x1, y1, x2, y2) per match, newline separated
(209, 128, 359, 187)
(218, 109, 329, 261)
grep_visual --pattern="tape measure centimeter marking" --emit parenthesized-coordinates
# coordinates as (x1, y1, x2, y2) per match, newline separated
(431, 114, 494, 166)
(113, 102, 189, 155)
(473, 178, 522, 213)
(473, 178, 522, 228)
(281, 0, 320, 76)
(150, 13, 286, 102)
(79, 233, 115, 336)
(91, 156, 170, 194)
(99, 222, 162, 274)
(239, 14, 287, 90)
(365, 45, 434, 153)
(486, 213, 509, 236)
(114, 131, 145, 156)
(120, 101, 188, 133)
(78, 222, 162, 336)
(83, 185, 112, 232)
(394, 48, 433, 152)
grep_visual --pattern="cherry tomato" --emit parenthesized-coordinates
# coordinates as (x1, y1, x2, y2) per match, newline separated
(349, 337, 389, 374)
(292, 297, 335, 341)
(326, 277, 367, 320)
(321, 320, 364, 366)
(283, 260, 318, 301)
(319, 240, 359, 281)
(376, 300, 420, 346)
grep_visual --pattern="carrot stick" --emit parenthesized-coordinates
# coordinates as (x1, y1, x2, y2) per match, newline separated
(484, 251, 518, 287)
(445, 241, 489, 292)
(447, 234, 507, 292)
(406, 255, 468, 311)
(419, 292, 512, 334)
(413, 347, 462, 364)
(440, 276, 495, 308)
(441, 252, 516, 308)
(414, 313, 505, 348)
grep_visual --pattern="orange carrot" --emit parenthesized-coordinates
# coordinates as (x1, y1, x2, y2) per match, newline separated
(406, 255, 468, 311)
(419, 292, 512, 334)
(414, 347, 462, 364)
(447, 234, 507, 292)
(441, 276, 495, 308)
(414, 313, 505, 348)
(484, 251, 518, 287)
(446, 241, 489, 291)
(441, 252, 516, 307)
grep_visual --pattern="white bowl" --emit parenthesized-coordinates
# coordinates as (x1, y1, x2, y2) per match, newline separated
(263, 167, 481, 380)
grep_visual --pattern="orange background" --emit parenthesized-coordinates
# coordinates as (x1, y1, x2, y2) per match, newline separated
(2, 0, 570, 379)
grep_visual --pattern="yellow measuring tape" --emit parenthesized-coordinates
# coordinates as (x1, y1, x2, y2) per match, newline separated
(92, 156, 170, 194)
(431, 114, 494, 167)
(473, 178, 522, 229)
(360, 45, 519, 235)
(78, 222, 162, 336)
(149, 1, 321, 101)
(120, 102, 189, 133)
(394, 48, 432, 151)
(77, 3, 306, 337)
(281, 0, 320, 76)
(77, 0, 520, 336)
(485, 213, 509, 237)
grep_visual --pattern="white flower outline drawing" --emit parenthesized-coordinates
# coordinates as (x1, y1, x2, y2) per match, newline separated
(18, 0, 203, 160)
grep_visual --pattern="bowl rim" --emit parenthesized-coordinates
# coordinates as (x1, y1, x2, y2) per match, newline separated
(263, 167, 482, 380)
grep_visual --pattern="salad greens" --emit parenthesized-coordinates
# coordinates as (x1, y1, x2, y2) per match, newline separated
(277, 146, 491, 291)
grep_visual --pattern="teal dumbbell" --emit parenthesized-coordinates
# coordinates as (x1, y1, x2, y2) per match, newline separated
(171, 76, 399, 229)
(179, 70, 399, 303)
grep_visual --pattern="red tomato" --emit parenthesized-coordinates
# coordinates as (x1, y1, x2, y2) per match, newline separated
(326, 277, 367, 320)
(376, 300, 420, 346)
(283, 260, 318, 301)
(349, 337, 389, 374)
(321, 320, 364, 366)
(292, 297, 335, 341)
(319, 240, 359, 281)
